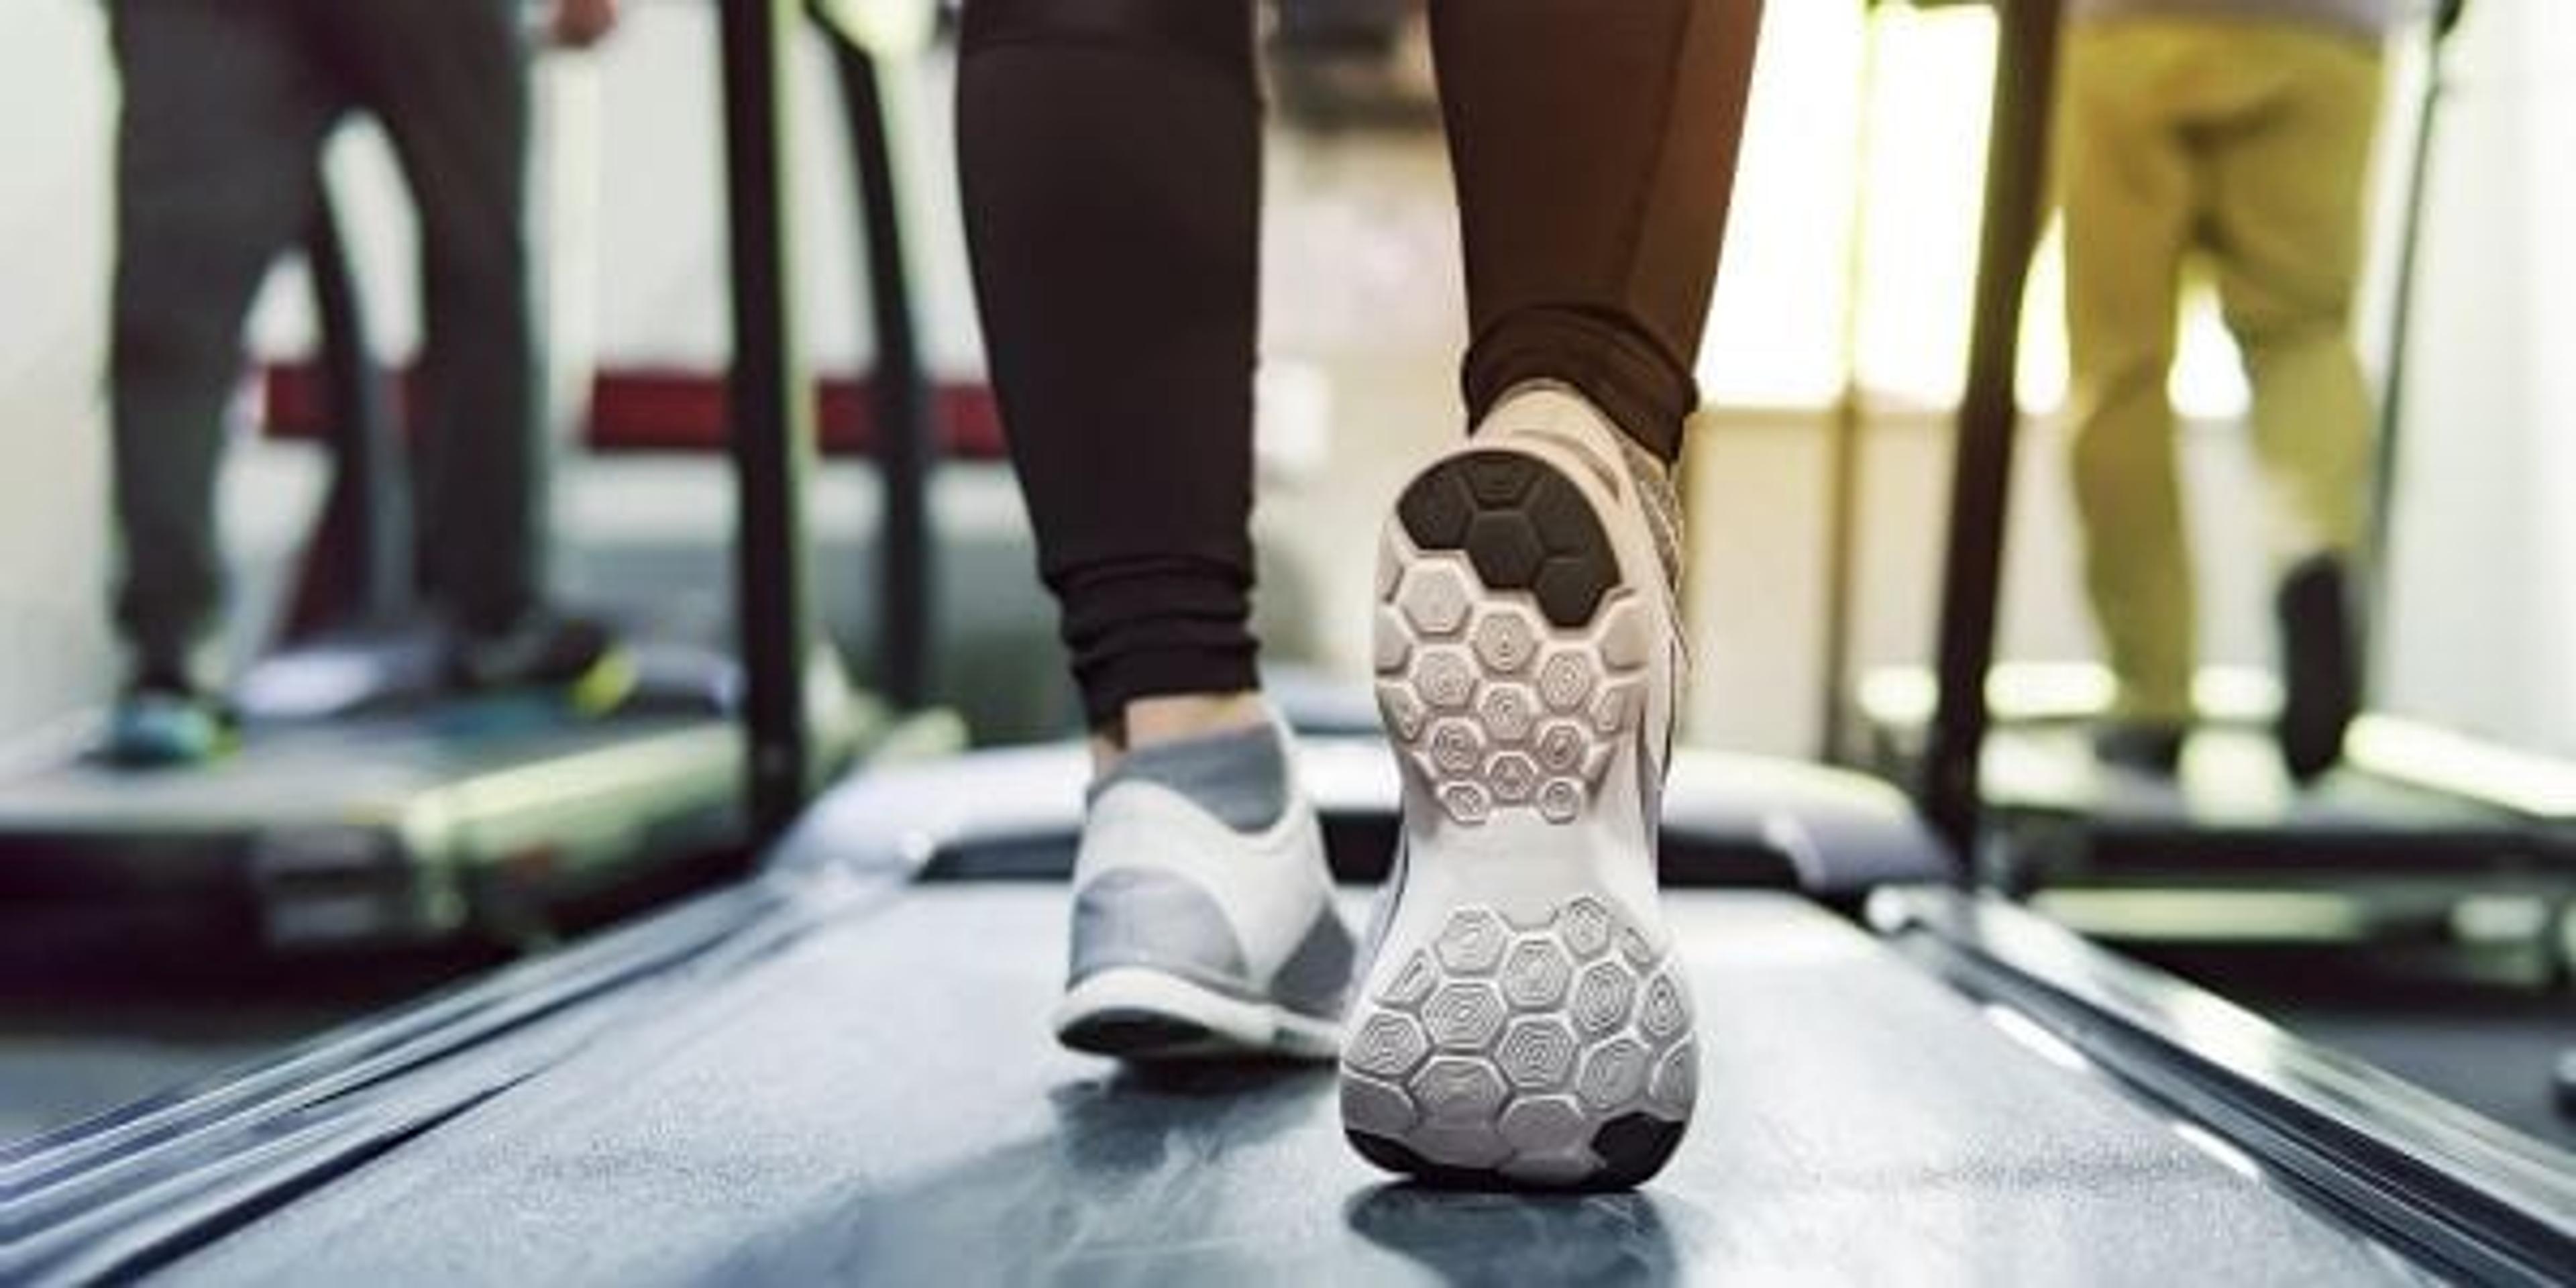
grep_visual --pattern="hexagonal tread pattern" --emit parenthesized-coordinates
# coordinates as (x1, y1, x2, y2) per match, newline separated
(1375, 453, 1657, 829)
(1398, 451, 1615, 628)
(1340, 899, 1697, 1191)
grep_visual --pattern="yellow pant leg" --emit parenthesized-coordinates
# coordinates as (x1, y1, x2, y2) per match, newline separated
(2204, 27, 2385, 562)
(2058, 23, 2200, 723)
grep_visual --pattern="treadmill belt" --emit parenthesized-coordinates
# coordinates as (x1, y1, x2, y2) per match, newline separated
(144, 888, 2410, 1284)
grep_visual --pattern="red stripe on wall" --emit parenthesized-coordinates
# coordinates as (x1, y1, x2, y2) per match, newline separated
(260, 363, 1009, 461)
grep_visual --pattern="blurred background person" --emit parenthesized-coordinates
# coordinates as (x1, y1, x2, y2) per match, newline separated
(2057, 0, 2396, 780)
(102, 0, 622, 766)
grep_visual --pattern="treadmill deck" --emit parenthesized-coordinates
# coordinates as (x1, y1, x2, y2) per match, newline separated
(137, 887, 2410, 1285)
(0, 712, 753, 949)
(0, 713, 731, 835)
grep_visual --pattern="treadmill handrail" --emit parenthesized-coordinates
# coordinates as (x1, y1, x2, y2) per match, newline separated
(1919, 0, 2063, 855)
(718, 0, 822, 843)
(810, 7, 937, 714)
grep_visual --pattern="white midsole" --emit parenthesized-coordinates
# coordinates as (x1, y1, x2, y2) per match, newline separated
(1055, 966, 1341, 1061)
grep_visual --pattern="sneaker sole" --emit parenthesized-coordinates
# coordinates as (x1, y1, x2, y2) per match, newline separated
(1056, 966, 1341, 1063)
(1343, 447, 1695, 1191)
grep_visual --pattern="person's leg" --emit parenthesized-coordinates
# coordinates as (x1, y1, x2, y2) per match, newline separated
(323, 0, 621, 696)
(959, 0, 1265, 746)
(2058, 21, 2200, 750)
(104, 0, 338, 762)
(2206, 23, 2385, 780)
(1342, 0, 1760, 1193)
(1433, 0, 1762, 464)
(957, 0, 1352, 1062)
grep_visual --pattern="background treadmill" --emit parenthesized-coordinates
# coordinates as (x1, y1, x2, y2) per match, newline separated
(0, 176, 874, 958)
(1846, 0, 2575, 1142)
(1828, 1, 2575, 975)
(0, 0, 1003, 957)
(0, 3, 965, 1154)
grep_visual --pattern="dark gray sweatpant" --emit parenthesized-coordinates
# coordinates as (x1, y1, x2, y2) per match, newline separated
(108, 0, 540, 675)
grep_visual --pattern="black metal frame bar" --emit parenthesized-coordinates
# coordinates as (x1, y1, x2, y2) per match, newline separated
(811, 12, 937, 714)
(718, 1, 944, 839)
(2363, 11, 2463, 696)
(718, 0, 820, 843)
(1918, 0, 2062, 856)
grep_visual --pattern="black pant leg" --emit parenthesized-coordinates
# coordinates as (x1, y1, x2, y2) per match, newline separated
(1432, 0, 1764, 461)
(957, 0, 1266, 729)
(107, 0, 341, 676)
(319, 0, 541, 634)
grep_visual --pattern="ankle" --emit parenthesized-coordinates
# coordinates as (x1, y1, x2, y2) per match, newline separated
(129, 656, 208, 698)
(1092, 697, 1293, 833)
(1089, 692, 1273, 778)
(1121, 692, 1271, 752)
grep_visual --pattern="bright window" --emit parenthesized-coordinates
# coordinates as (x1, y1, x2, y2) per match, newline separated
(1701, 3, 2251, 419)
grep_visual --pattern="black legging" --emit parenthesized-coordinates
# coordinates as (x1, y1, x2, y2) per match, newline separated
(959, 0, 1762, 729)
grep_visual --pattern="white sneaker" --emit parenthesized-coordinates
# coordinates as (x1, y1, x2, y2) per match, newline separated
(1342, 385, 1696, 1189)
(1054, 718, 1356, 1061)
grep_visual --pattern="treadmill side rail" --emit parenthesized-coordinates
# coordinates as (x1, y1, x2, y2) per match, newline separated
(1876, 887, 2576, 1285)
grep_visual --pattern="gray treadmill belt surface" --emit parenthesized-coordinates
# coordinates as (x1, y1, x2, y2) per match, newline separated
(134, 888, 2411, 1285)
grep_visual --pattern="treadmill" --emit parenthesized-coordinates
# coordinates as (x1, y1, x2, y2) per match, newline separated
(6, 3, 2570, 1283)
(1831, 1, 2575, 959)
(0, 32, 922, 954)
(6, 743, 2568, 1285)
(1853, 662, 2569, 955)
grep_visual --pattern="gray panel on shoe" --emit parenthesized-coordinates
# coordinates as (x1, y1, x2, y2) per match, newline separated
(1068, 869, 1250, 988)
(1271, 904, 1358, 1020)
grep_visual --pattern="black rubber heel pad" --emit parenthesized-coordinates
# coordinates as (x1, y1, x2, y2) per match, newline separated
(1397, 451, 1616, 629)
(1589, 1113, 1685, 1186)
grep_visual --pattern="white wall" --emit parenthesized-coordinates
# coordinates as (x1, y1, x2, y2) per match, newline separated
(0, 2, 117, 732)
(2374, 0, 2576, 757)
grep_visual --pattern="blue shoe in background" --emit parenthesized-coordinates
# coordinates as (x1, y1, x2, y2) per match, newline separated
(103, 684, 237, 769)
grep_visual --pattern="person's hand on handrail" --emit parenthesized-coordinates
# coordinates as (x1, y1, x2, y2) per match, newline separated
(551, 0, 621, 49)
